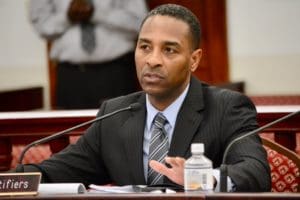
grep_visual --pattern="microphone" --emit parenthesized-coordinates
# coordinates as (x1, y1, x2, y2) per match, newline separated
(16, 103, 141, 172)
(220, 110, 300, 192)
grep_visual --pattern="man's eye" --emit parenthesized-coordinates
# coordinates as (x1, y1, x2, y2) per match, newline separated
(165, 47, 176, 54)
(140, 44, 150, 50)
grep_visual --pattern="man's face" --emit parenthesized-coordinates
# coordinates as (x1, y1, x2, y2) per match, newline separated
(135, 15, 201, 105)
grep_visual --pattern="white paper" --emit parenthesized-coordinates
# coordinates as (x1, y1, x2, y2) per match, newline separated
(88, 184, 176, 194)
(38, 183, 86, 194)
(89, 184, 134, 193)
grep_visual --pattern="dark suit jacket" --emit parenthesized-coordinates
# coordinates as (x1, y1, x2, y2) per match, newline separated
(26, 76, 271, 192)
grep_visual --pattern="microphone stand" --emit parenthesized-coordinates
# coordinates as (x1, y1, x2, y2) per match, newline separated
(16, 116, 102, 172)
(220, 110, 300, 192)
(16, 103, 141, 172)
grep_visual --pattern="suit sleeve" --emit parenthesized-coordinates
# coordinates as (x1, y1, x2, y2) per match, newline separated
(220, 92, 271, 192)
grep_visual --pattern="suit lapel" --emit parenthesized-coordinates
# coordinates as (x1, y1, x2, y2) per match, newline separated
(121, 95, 147, 184)
(169, 77, 205, 158)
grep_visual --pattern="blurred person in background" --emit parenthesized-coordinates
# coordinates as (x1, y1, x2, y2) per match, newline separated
(29, 0, 148, 109)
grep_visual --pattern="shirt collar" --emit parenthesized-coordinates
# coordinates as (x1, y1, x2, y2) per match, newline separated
(146, 84, 190, 130)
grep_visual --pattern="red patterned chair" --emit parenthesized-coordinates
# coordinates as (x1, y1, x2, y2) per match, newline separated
(261, 137, 300, 192)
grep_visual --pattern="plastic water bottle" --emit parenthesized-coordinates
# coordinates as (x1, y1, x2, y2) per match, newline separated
(184, 143, 213, 191)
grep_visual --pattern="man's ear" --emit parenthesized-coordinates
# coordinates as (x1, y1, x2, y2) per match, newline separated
(190, 48, 202, 72)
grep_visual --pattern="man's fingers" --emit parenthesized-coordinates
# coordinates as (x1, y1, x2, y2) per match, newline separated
(149, 157, 185, 186)
(165, 157, 185, 168)
(149, 160, 170, 177)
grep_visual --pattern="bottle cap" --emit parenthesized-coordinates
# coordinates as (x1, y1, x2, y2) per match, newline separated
(191, 143, 204, 153)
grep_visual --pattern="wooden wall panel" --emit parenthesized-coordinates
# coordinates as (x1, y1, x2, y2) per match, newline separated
(0, 87, 43, 111)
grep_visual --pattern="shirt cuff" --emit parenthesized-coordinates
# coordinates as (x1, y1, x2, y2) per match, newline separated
(213, 169, 235, 192)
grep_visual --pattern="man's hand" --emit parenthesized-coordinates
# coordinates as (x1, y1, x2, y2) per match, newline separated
(149, 156, 185, 186)
(68, 0, 94, 23)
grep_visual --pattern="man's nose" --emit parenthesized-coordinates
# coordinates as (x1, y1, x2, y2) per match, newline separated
(146, 49, 162, 67)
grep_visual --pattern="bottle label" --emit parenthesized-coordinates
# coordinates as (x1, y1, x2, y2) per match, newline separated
(184, 167, 213, 191)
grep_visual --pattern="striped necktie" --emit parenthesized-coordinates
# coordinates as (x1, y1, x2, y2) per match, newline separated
(147, 112, 169, 185)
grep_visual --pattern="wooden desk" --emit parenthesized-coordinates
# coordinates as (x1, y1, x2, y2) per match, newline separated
(0, 192, 300, 200)
(0, 106, 299, 171)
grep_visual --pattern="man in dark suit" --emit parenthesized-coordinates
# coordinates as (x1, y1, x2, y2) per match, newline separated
(21, 4, 270, 192)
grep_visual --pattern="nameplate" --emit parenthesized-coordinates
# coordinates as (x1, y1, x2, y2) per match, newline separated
(0, 172, 41, 196)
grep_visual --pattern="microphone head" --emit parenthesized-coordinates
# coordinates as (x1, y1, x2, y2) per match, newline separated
(130, 103, 142, 111)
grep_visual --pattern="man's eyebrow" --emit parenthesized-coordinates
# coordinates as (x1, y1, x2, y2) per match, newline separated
(137, 38, 181, 48)
(137, 38, 150, 43)
(164, 41, 180, 48)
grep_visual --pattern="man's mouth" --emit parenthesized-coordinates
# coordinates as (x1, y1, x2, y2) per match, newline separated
(143, 72, 164, 83)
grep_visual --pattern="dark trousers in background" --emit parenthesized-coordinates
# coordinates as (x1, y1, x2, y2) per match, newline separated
(56, 52, 138, 109)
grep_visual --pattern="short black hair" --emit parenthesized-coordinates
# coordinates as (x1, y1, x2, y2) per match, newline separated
(140, 4, 201, 50)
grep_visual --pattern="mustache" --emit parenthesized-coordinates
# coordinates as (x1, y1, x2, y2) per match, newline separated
(141, 65, 167, 78)
(141, 68, 165, 78)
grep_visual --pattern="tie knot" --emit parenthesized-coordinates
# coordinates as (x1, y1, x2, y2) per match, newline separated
(154, 112, 167, 129)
